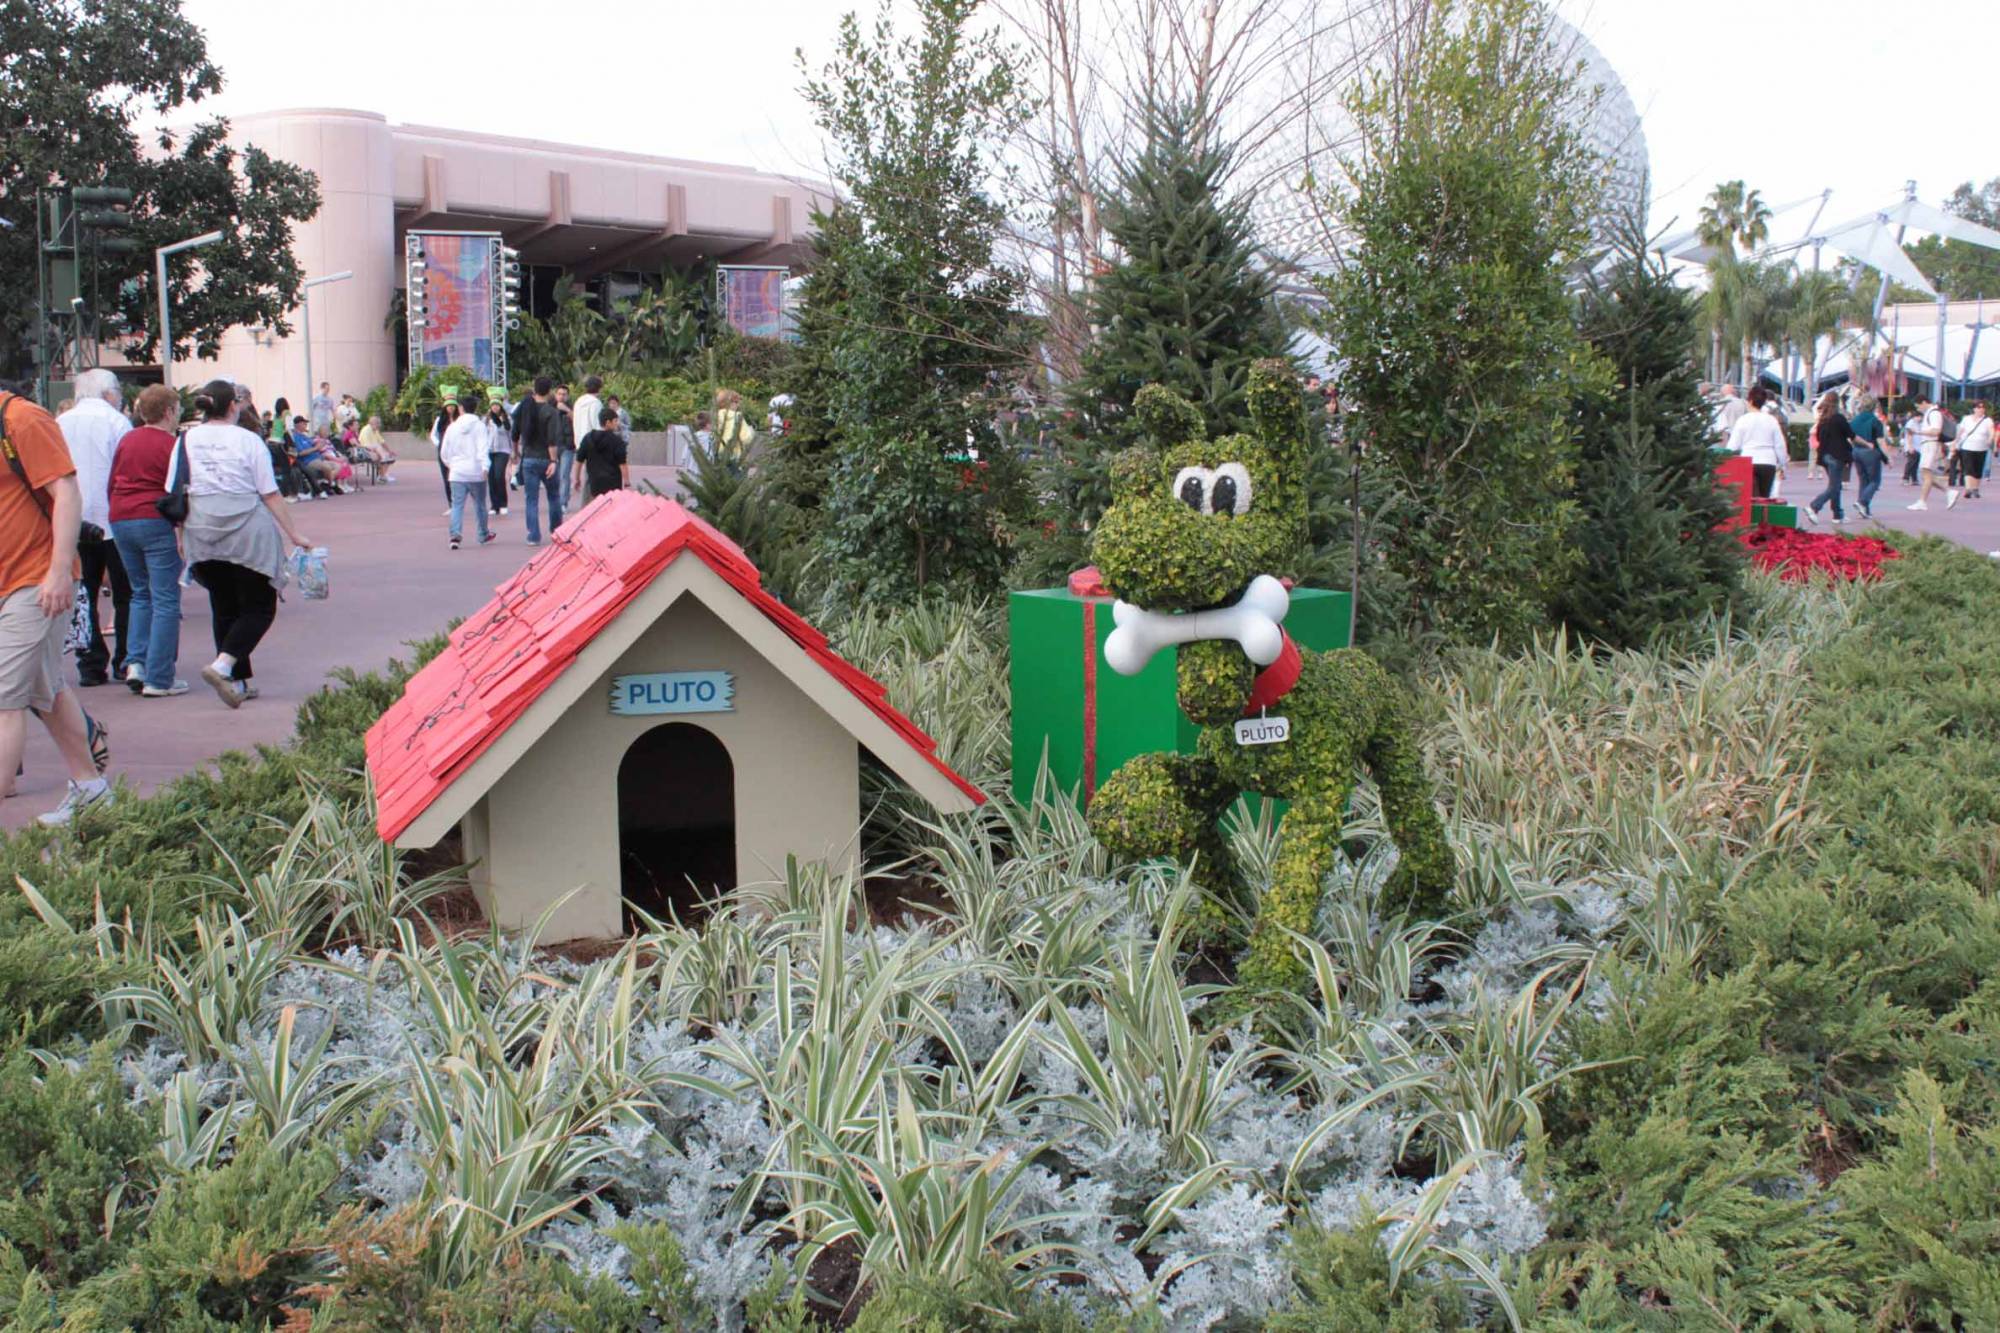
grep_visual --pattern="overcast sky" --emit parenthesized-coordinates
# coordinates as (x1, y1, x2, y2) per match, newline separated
(172, 0, 1988, 252)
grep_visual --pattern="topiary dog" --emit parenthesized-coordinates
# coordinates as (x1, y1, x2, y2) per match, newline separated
(1086, 359, 1454, 995)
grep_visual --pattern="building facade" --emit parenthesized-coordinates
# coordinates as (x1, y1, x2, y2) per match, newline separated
(177, 108, 827, 401)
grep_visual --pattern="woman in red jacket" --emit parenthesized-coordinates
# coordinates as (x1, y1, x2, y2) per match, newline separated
(107, 384, 189, 695)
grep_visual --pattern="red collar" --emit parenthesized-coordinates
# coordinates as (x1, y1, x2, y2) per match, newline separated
(1242, 633, 1302, 715)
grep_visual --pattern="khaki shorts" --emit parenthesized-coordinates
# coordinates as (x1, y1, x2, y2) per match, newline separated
(0, 585, 67, 712)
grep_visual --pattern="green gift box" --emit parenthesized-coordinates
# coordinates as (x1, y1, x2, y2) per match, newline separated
(1751, 502, 1798, 528)
(1009, 585, 1353, 807)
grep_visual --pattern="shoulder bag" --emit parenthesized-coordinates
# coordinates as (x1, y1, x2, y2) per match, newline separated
(156, 434, 190, 524)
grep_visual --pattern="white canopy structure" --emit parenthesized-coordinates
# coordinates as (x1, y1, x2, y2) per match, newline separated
(1761, 316, 2000, 399)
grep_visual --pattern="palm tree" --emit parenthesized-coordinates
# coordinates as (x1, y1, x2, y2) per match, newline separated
(1712, 258, 1789, 392)
(1785, 270, 1854, 404)
(1699, 181, 1776, 381)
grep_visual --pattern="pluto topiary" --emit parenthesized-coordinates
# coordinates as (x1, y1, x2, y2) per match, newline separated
(1086, 360, 1455, 996)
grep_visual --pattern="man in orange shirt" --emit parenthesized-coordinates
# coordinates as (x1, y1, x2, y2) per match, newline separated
(0, 383, 113, 824)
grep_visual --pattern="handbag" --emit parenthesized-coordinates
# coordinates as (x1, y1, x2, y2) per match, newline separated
(156, 435, 190, 524)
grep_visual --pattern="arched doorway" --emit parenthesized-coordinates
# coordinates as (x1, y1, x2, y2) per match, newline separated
(617, 723, 735, 926)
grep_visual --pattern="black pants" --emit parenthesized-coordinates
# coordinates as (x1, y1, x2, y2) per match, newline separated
(192, 561, 277, 681)
(75, 536, 130, 683)
(1904, 447, 1921, 484)
(1752, 463, 1777, 498)
(487, 453, 509, 512)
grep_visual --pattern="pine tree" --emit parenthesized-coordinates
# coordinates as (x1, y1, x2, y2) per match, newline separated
(1020, 101, 1289, 584)
(1556, 216, 1745, 648)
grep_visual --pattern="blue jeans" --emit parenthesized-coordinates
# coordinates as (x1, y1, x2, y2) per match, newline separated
(556, 447, 577, 511)
(521, 457, 564, 543)
(1810, 456, 1849, 520)
(109, 517, 183, 690)
(449, 480, 490, 541)
(1851, 447, 1884, 513)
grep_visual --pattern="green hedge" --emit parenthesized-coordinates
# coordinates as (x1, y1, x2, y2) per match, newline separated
(1538, 536, 2000, 1327)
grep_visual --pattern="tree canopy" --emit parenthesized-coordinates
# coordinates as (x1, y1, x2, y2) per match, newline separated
(0, 0, 321, 378)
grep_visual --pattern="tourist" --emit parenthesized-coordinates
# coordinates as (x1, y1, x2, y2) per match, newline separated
(1958, 401, 1993, 500)
(554, 384, 579, 512)
(180, 378, 311, 709)
(1712, 382, 1748, 441)
(355, 413, 398, 480)
(335, 393, 360, 433)
(291, 417, 342, 495)
(440, 392, 496, 550)
(0, 385, 114, 824)
(1849, 394, 1887, 520)
(1900, 408, 1922, 485)
(607, 393, 632, 443)
(1802, 391, 1856, 525)
(1728, 384, 1788, 499)
(714, 389, 754, 449)
(1908, 396, 1955, 511)
(107, 385, 188, 696)
(693, 411, 713, 451)
(483, 403, 513, 517)
(309, 381, 336, 433)
(265, 396, 301, 500)
(429, 401, 458, 514)
(54, 368, 132, 688)
(573, 406, 629, 503)
(510, 376, 564, 545)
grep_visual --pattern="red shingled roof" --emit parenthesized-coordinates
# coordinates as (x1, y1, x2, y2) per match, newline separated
(365, 492, 985, 843)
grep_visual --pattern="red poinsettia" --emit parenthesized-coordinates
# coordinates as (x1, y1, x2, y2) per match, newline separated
(1742, 524, 1900, 582)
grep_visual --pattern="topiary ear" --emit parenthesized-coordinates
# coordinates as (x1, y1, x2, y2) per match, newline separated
(1109, 445, 1162, 503)
(1246, 358, 1308, 477)
(1133, 384, 1205, 447)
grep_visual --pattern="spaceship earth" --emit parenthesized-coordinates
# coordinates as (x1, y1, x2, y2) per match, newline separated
(1253, 12, 1650, 273)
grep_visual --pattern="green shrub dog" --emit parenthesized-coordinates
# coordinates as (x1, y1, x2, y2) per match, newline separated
(1086, 361, 1454, 994)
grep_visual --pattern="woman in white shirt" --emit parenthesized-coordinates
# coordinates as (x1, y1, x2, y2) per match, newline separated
(1958, 400, 1993, 500)
(1728, 384, 1790, 498)
(178, 378, 310, 708)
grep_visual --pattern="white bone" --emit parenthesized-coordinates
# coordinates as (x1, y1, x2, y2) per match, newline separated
(1103, 574, 1290, 676)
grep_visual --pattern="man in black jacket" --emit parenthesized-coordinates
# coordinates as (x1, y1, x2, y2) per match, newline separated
(510, 376, 564, 545)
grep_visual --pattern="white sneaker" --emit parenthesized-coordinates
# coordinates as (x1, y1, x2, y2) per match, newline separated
(200, 664, 244, 709)
(1908, 501, 1929, 511)
(1800, 506, 1818, 525)
(141, 680, 190, 697)
(1947, 490, 1961, 509)
(285, 495, 298, 504)
(239, 682, 260, 701)
(39, 779, 111, 827)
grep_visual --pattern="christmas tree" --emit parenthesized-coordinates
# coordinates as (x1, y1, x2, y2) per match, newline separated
(1022, 100, 1289, 584)
(1556, 217, 1745, 649)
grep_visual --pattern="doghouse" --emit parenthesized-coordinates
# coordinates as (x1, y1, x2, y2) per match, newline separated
(366, 493, 985, 940)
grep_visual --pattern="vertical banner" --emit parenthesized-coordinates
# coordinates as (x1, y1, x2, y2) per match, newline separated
(717, 265, 789, 340)
(407, 232, 501, 382)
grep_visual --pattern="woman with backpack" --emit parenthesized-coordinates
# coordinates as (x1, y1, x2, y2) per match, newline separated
(1908, 396, 1957, 511)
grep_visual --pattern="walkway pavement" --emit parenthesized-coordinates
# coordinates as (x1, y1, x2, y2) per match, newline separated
(6, 455, 1994, 832)
(1776, 456, 2000, 552)
(3, 466, 682, 832)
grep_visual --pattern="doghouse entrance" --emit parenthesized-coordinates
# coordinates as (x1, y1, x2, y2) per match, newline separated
(617, 723, 736, 926)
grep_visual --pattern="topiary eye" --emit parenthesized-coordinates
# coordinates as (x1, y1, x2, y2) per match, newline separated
(1212, 463, 1252, 516)
(1173, 466, 1212, 512)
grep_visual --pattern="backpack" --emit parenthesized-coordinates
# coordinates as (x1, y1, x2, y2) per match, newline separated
(0, 394, 52, 523)
(1939, 410, 1958, 444)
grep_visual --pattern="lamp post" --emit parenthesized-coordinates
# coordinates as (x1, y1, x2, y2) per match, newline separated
(155, 230, 225, 387)
(301, 269, 354, 409)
